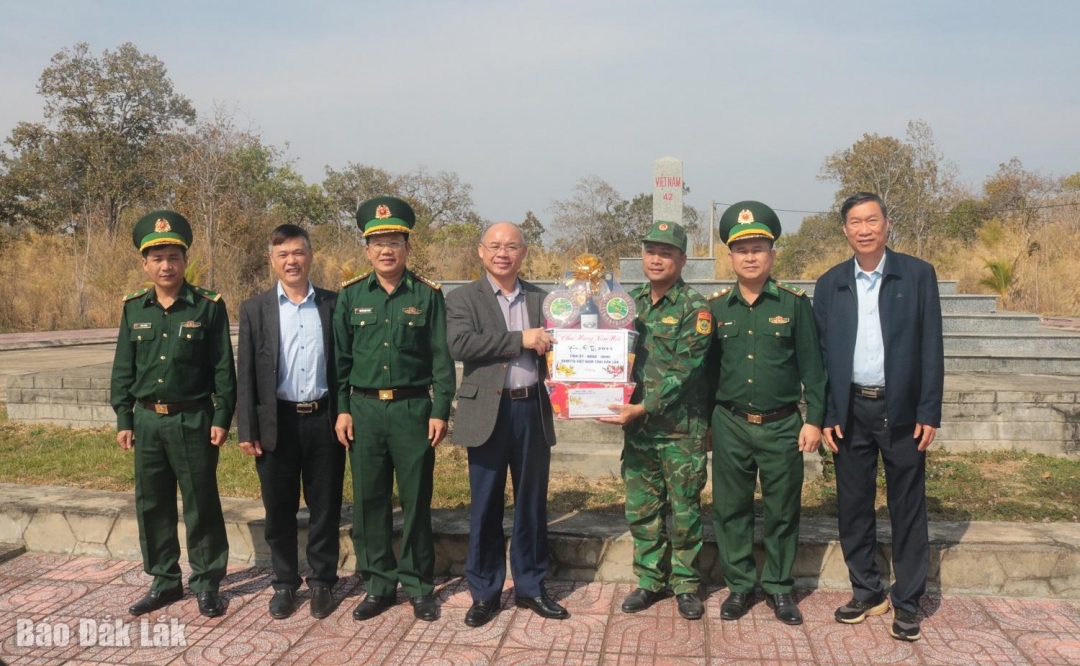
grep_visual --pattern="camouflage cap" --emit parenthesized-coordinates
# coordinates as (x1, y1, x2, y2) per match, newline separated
(718, 201, 782, 246)
(132, 210, 193, 251)
(641, 220, 688, 253)
(356, 196, 416, 238)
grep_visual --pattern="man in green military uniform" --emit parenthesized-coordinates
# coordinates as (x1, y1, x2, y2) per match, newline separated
(333, 196, 455, 622)
(111, 210, 236, 619)
(708, 201, 826, 625)
(600, 221, 712, 620)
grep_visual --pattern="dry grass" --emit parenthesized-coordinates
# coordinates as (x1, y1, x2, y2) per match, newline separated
(2, 408, 1077, 523)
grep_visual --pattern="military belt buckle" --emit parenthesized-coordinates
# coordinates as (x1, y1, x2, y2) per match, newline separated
(509, 387, 530, 399)
(154, 403, 169, 415)
(296, 401, 315, 414)
(378, 389, 395, 401)
(747, 413, 763, 425)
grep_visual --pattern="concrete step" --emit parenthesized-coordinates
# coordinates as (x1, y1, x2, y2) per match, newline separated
(0, 542, 25, 566)
(943, 313, 1040, 334)
(945, 353, 1080, 374)
(944, 332, 1080, 355)
(3, 483, 1077, 599)
(937, 294, 1001, 313)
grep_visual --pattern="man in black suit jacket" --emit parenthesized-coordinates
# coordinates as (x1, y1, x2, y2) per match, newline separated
(237, 224, 344, 620)
(813, 192, 944, 643)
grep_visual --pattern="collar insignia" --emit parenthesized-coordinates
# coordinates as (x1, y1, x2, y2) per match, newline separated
(375, 204, 392, 220)
(737, 209, 754, 224)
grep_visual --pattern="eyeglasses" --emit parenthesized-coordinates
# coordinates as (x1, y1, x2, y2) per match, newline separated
(483, 243, 524, 255)
(368, 241, 407, 251)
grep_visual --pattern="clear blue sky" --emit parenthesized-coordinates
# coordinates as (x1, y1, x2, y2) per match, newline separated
(2, 0, 1077, 232)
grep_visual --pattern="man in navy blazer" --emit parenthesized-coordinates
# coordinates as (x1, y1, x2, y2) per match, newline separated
(813, 192, 944, 643)
(237, 224, 344, 620)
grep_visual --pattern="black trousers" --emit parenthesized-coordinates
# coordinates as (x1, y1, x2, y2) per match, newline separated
(255, 403, 346, 590)
(834, 393, 929, 614)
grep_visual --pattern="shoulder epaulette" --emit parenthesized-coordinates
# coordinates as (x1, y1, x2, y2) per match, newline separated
(776, 282, 806, 297)
(340, 270, 371, 289)
(194, 286, 222, 302)
(122, 287, 150, 303)
(414, 272, 442, 290)
(708, 287, 732, 301)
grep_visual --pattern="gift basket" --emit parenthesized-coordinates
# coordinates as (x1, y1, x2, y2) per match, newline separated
(542, 254, 639, 419)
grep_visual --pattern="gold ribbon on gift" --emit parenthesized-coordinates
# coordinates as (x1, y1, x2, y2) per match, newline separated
(567, 253, 605, 292)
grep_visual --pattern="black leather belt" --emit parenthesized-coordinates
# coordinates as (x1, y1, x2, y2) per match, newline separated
(505, 385, 539, 400)
(352, 386, 428, 401)
(853, 384, 885, 400)
(720, 401, 798, 425)
(138, 399, 209, 415)
(278, 397, 329, 414)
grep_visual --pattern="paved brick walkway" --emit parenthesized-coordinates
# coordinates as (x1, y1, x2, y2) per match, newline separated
(1, 554, 1078, 665)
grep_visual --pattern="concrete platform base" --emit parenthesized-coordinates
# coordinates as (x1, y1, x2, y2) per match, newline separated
(2, 483, 1077, 600)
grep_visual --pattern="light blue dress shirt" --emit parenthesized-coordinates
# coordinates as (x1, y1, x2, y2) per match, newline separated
(486, 274, 539, 389)
(852, 254, 887, 387)
(276, 282, 327, 402)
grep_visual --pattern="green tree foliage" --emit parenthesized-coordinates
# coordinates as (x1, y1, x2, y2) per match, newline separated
(940, 199, 988, 245)
(982, 157, 1048, 229)
(520, 210, 545, 248)
(773, 212, 846, 278)
(819, 120, 957, 255)
(549, 176, 701, 268)
(0, 43, 196, 234)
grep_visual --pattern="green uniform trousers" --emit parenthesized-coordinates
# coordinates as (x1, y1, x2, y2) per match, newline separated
(133, 403, 229, 593)
(622, 435, 707, 594)
(349, 394, 435, 597)
(711, 406, 803, 594)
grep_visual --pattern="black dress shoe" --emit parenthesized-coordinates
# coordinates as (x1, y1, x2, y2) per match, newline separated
(720, 591, 753, 621)
(515, 592, 569, 620)
(766, 592, 803, 625)
(309, 586, 335, 619)
(676, 593, 703, 620)
(835, 590, 890, 624)
(352, 594, 396, 621)
(197, 591, 226, 618)
(129, 586, 183, 616)
(464, 599, 501, 627)
(410, 594, 439, 621)
(621, 588, 667, 613)
(269, 589, 296, 619)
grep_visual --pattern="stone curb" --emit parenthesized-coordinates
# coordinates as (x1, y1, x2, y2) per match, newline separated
(1, 483, 1077, 599)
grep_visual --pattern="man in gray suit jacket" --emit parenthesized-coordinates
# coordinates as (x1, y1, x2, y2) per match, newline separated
(445, 221, 565, 627)
(237, 224, 344, 620)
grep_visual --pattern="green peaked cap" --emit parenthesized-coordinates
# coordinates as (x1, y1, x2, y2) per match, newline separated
(641, 220, 688, 252)
(132, 210, 192, 251)
(356, 196, 416, 238)
(718, 200, 782, 245)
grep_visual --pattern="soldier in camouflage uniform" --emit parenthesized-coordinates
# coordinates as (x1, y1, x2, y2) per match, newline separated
(600, 220, 712, 620)
(708, 201, 826, 626)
